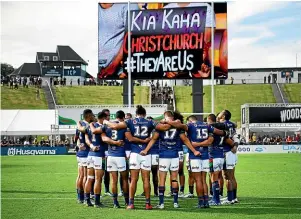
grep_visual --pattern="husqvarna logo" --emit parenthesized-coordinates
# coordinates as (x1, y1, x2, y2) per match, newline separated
(7, 148, 16, 156)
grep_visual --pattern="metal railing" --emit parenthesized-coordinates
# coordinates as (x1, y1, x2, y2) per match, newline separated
(276, 83, 286, 104)
(45, 80, 57, 106)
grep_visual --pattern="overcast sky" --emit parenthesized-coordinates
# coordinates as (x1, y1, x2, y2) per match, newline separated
(1, 1, 301, 77)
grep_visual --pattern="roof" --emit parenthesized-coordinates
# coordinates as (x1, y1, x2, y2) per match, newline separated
(56, 45, 88, 65)
(229, 67, 301, 73)
(10, 63, 41, 76)
(36, 52, 58, 61)
(1, 110, 56, 135)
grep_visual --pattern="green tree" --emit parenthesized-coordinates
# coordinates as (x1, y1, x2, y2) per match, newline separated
(1, 63, 15, 77)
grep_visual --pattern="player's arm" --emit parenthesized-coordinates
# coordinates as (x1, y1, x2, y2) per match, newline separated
(140, 132, 159, 155)
(180, 133, 200, 156)
(101, 133, 124, 147)
(191, 136, 214, 147)
(89, 123, 103, 134)
(84, 133, 96, 151)
(155, 123, 171, 131)
(213, 128, 227, 136)
(125, 131, 150, 144)
(77, 121, 86, 133)
(166, 120, 188, 131)
(226, 135, 239, 153)
(104, 121, 127, 130)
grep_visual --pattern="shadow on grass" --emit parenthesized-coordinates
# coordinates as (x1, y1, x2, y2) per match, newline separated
(1, 190, 74, 195)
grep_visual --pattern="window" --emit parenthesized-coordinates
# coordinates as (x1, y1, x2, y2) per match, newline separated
(53, 56, 58, 61)
(44, 56, 49, 61)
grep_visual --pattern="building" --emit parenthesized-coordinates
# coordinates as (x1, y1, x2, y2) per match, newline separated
(10, 45, 92, 85)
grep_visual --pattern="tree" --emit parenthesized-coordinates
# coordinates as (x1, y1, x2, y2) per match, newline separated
(1, 63, 15, 77)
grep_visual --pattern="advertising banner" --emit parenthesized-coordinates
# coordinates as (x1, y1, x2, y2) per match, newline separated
(249, 107, 301, 123)
(1, 147, 68, 156)
(63, 67, 81, 76)
(237, 145, 301, 154)
(42, 68, 62, 77)
(57, 105, 167, 126)
(98, 2, 227, 80)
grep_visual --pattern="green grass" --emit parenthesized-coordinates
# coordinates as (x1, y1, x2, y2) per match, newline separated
(283, 84, 301, 103)
(55, 86, 149, 105)
(1, 154, 301, 219)
(1, 85, 48, 109)
(175, 84, 276, 124)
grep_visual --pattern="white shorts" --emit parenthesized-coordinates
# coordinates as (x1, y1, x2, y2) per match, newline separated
(185, 153, 190, 167)
(87, 156, 103, 170)
(159, 158, 179, 172)
(125, 151, 131, 159)
(213, 158, 224, 172)
(201, 159, 209, 172)
(189, 159, 201, 172)
(178, 151, 184, 162)
(107, 156, 126, 172)
(225, 151, 238, 169)
(151, 154, 159, 166)
(129, 153, 151, 171)
(77, 157, 88, 167)
(105, 151, 109, 157)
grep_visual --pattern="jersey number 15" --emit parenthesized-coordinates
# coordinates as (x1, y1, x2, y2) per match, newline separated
(196, 128, 208, 139)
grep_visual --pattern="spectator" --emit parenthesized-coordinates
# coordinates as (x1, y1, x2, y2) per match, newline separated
(264, 76, 266, 84)
(50, 77, 53, 86)
(64, 77, 67, 86)
(251, 133, 257, 143)
(36, 88, 40, 100)
(23, 140, 30, 146)
(289, 75, 292, 83)
(70, 79, 72, 87)
(1, 137, 9, 147)
(230, 77, 234, 85)
(268, 75, 271, 84)
(286, 135, 293, 144)
(40, 137, 46, 146)
(77, 78, 80, 86)
(296, 134, 300, 142)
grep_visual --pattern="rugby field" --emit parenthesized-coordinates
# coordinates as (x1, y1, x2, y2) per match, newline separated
(1, 154, 301, 219)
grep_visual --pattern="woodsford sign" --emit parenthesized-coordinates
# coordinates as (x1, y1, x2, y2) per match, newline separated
(249, 107, 301, 123)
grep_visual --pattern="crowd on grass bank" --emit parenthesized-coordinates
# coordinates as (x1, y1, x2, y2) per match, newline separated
(249, 133, 301, 145)
(0, 136, 72, 147)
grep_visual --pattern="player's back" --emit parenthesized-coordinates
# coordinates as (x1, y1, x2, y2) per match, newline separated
(106, 121, 126, 157)
(127, 117, 155, 153)
(158, 128, 183, 158)
(77, 121, 90, 157)
(187, 121, 213, 160)
(87, 122, 106, 157)
(210, 123, 227, 158)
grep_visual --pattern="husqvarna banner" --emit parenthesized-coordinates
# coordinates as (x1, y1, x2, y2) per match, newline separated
(249, 107, 301, 123)
(1, 147, 68, 156)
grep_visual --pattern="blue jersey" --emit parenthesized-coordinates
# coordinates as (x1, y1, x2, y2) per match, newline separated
(126, 117, 156, 153)
(177, 139, 184, 152)
(157, 128, 184, 158)
(209, 123, 227, 159)
(223, 120, 236, 153)
(105, 121, 127, 157)
(149, 130, 159, 154)
(187, 121, 214, 160)
(76, 121, 90, 158)
(87, 123, 106, 157)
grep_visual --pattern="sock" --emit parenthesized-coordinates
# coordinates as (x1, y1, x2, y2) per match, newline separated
(180, 186, 184, 193)
(220, 187, 224, 196)
(85, 193, 91, 202)
(227, 191, 234, 202)
(159, 186, 165, 205)
(233, 189, 237, 199)
(198, 196, 204, 206)
(129, 198, 134, 205)
(189, 185, 194, 194)
(113, 193, 118, 205)
(145, 198, 150, 205)
(212, 181, 220, 203)
(203, 195, 209, 205)
(124, 193, 129, 205)
(90, 190, 94, 196)
(95, 194, 100, 205)
(80, 190, 84, 201)
(77, 189, 81, 200)
(172, 187, 179, 204)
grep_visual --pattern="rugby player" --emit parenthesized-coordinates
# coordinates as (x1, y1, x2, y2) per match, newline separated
(206, 114, 235, 205)
(141, 111, 201, 209)
(104, 105, 156, 210)
(171, 114, 228, 208)
(84, 111, 107, 207)
(218, 110, 239, 204)
(75, 109, 94, 204)
(102, 110, 128, 208)
(102, 109, 113, 197)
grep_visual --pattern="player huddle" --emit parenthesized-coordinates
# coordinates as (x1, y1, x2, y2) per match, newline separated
(74, 105, 239, 210)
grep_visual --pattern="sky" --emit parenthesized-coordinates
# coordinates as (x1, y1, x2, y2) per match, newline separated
(1, 1, 301, 77)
